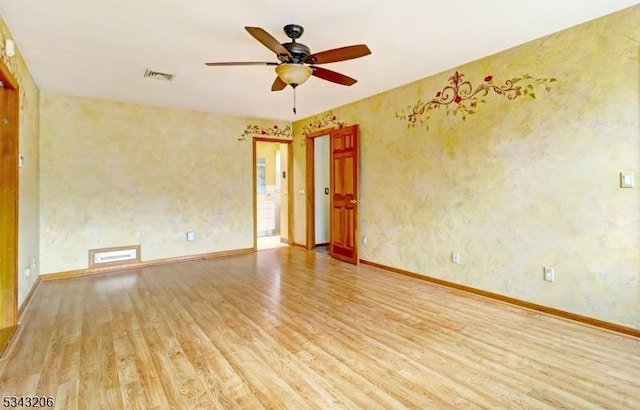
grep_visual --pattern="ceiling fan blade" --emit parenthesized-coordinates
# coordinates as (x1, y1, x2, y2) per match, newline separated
(271, 76, 287, 91)
(245, 26, 293, 60)
(305, 44, 371, 65)
(311, 66, 357, 86)
(205, 61, 278, 66)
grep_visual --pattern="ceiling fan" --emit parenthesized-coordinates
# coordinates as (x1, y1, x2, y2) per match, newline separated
(205, 24, 371, 93)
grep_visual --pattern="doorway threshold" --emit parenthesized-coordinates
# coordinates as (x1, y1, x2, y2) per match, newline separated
(257, 235, 289, 251)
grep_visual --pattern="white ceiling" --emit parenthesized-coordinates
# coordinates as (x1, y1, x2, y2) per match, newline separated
(1, 1, 638, 121)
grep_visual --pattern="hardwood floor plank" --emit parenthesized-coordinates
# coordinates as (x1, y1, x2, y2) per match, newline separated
(54, 379, 79, 410)
(1, 248, 638, 409)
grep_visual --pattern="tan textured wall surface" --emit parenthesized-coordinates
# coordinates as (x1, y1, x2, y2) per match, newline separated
(293, 6, 640, 328)
(0, 17, 40, 307)
(39, 94, 290, 274)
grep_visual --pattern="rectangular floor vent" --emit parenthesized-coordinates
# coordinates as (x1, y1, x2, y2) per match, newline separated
(89, 245, 141, 268)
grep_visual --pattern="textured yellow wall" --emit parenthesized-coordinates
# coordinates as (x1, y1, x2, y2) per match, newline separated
(39, 94, 289, 274)
(256, 142, 279, 186)
(293, 5, 640, 328)
(0, 17, 40, 307)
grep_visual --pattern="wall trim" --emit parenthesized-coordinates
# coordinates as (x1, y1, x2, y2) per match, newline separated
(18, 276, 40, 323)
(41, 247, 254, 282)
(360, 259, 640, 338)
(1, 277, 42, 359)
(292, 242, 307, 249)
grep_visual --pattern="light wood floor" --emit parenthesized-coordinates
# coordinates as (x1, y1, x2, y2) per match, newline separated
(1, 248, 639, 409)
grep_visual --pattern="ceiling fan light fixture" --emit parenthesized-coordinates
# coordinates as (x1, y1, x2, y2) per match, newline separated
(276, 63, 312, 87)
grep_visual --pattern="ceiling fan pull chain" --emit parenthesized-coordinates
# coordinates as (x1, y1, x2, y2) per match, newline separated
(293, 87, 297, 115)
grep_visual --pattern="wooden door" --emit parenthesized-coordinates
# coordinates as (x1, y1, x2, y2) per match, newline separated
(0, 81, 19, 351)
(329, 125, 359, 264)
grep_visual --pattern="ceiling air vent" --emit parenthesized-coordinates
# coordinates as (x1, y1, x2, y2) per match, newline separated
(143, 69, 175, 82)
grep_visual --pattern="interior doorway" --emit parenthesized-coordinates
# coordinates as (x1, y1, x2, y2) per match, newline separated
(0, 62, 19, 354)
(254, 138, 293, 251)
(311, 134, 330, 254)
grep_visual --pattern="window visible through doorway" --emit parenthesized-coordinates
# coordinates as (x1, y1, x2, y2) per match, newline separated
(257, 158, 266, 195)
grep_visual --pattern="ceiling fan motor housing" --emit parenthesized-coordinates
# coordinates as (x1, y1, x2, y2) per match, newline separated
(279, 24, 310, 63)
(281, 42, 311, 63)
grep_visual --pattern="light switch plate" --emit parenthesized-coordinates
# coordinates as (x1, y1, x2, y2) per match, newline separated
(620, 172, 634, 188)
(18, 154, 25, 167)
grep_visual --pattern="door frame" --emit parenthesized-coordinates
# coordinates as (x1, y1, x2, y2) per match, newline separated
(0, 58, 19, 353)
(305, 128, 335, 249)
(252, 137, 294, 251)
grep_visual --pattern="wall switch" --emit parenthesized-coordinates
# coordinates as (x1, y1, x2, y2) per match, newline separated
(452, 251, 460, 264)
(543, 267, 554, 282)
(18, 154, 25, 167)
(362, 235, 368, 245)
(24, 266, 30, 277)
(186, 231, 196, 241)
(620, 172, 634, 188)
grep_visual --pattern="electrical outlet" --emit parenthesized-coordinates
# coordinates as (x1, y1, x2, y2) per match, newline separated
(32, 256, 37, 267)
(543, 267, 554, 282)
(452, 251, 460, 264)
(186, 231, 196, 241)
(362, 235, 368, 245)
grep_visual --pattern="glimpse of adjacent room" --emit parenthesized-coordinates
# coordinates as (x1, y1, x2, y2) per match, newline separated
(312, 135, 330, 254)
(256, 141, 290, 250)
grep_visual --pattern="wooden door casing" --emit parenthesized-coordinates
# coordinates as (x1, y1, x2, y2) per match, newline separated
(0, 77, 19, 353)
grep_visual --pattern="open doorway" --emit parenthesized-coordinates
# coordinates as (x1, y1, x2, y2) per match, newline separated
(305, 130, 332, 254)
(312, 134, 330, 254)
(254, 139, 293, 251)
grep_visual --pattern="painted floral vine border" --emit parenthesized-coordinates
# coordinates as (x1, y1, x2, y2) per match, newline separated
(238, 124, 292, 141)
(396, 71, 558, 129)
(299, 111, 346, 146)
(302, 111, 346, 135)
(238, 111, 345, 143)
